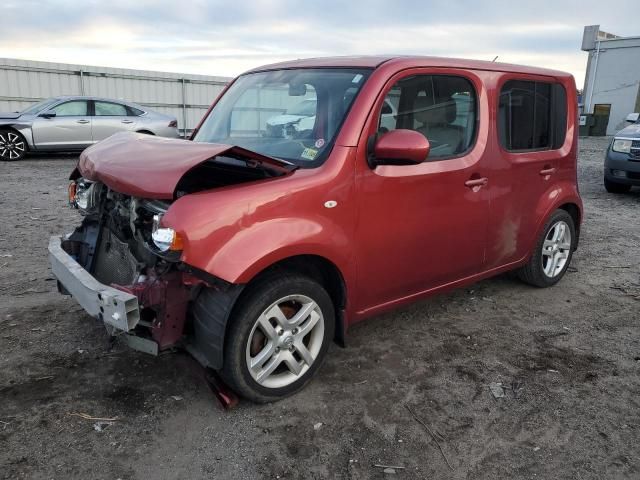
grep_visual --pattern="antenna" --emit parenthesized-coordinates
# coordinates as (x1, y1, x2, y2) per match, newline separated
(492, 56, 499, 62)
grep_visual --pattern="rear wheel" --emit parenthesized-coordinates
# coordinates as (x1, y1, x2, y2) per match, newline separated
(518, 209, 576, 287)
(0, 129, 27, 161)
(604, 176, 632, 193)
(219, 273, 334, 403)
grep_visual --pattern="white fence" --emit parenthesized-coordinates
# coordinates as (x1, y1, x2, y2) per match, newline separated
(0, 58, 231, 136)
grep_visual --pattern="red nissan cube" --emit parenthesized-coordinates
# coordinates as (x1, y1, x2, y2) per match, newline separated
(50, 56, 582, 402)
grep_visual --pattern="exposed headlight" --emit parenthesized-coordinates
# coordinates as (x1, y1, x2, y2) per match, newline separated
(68, 180, 95, 211)
(612, 139, 632, 154)
(152, 214, 183, 252)
(75, 183, 93, 210)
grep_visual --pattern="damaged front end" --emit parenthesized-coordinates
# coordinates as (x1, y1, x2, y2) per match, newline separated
(52, 181, 199, 354)
(49, 132, 295, 364)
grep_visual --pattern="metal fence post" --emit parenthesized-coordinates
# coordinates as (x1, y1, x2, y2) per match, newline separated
(79, 69, 85, 95)
(181, 78, 187, 138)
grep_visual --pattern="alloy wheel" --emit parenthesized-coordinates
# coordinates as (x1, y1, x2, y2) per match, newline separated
(541, 220, 572, 278)
(0, 131, 26, 160)
(245, 294, 324, 389)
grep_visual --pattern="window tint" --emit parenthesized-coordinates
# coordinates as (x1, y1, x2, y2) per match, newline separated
(499, 80, 567, 151)
(94, 101, 128, 116)
(379, 75, 477, 159)
(52, 101, 88, 116)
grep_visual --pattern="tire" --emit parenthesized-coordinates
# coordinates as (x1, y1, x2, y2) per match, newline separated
(0, 129, 27, 161)
(219, 273, 335, 403)
(604, 176, 631, 193)
(517, 209, 576, 288)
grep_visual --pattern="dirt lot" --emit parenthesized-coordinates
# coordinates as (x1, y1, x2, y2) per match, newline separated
(1, 137, 639, 480)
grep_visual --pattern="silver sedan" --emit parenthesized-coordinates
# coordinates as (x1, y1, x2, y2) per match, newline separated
(0, 96, 179, 161)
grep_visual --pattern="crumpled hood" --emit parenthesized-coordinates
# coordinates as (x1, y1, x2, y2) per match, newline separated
(615, 122, 640, 139)
(77, 131, 293, 199)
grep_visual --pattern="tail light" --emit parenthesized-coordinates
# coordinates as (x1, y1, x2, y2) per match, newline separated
(168, 120, 178, 128)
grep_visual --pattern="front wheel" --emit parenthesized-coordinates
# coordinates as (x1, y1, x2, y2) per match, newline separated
(0, 129, 27, 161)
(517, 209, 576, 287)
(220, 273, 335, 403)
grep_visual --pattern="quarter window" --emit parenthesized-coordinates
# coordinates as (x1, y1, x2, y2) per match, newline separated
(94, 101, 128, 116)
(128, 106, 145, 116)
(379, 75, 477, 159)
(52, 101, 88, 116)
(499, 80, 567, 151)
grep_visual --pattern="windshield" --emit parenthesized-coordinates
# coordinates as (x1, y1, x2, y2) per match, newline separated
(193, 68, 372, 167)
(287, 99, 317, 116)
(21, 98, 59, 115)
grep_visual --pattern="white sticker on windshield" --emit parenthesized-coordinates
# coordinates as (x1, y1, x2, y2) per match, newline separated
(352, 74, 363, 83)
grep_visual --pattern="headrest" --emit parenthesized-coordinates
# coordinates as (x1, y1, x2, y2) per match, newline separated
(413, 96, 457, 125)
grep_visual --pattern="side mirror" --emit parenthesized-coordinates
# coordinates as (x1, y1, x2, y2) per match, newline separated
(625, 112, 640, 123)
(369, 129, 430, 167)
(39, 110, 57, 119)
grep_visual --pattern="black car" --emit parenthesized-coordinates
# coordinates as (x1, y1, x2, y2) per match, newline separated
(604, 112, 640, 193)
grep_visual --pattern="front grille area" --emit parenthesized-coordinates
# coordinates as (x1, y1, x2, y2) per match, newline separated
(93, 228, 140, 286)
(631, 142, 640, 161)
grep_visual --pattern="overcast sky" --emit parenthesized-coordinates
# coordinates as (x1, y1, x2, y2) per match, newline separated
(1, 1, 638, 88)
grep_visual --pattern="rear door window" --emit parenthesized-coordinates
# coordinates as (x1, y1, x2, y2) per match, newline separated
(94, 101, 128, 116)
(499, 80, 567, 151)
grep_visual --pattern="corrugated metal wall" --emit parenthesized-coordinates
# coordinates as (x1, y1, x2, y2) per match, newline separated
(0, 57, 231, 135)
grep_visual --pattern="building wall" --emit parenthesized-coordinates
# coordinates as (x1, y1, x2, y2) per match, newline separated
(0, 58, 231, 135)
(582, 28, 640, 135)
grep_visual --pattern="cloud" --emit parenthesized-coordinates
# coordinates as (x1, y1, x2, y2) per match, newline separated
(1, 0, 638, 87)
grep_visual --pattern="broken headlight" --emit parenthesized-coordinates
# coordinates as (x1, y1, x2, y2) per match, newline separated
(152, 214, 183, 252)
(68, 180, 96, 212)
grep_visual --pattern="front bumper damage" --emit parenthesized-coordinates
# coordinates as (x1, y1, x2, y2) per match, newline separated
(49, 232, 242, 370)
(48, 234, 187, 355)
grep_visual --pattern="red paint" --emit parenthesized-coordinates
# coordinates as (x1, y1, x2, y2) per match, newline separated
(82, 56, 583, 333)
(78, 131, 291, 199)
(373, 129, 430, 164)
(114, 270, 190, 349)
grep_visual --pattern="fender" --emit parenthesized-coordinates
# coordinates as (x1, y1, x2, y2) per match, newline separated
(0, 122, 34, 149)
(204, 218, 351, 284)
(527, 179, 583, 257)
(162, 145, 357, 288)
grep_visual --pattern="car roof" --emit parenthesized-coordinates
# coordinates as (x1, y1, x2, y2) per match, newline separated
(51, 95, 145, 108)
(244, 55, 573, 79)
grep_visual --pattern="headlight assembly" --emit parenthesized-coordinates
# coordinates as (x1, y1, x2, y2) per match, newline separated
(612, 139, 632, 154)
(152, 214, 183, 252)
(68, 180, 96, 212)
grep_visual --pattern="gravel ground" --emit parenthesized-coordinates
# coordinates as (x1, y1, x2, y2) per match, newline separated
(1, 137, 639, 480)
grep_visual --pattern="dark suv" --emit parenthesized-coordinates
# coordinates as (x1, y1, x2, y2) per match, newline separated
(604, 112, 640, 193)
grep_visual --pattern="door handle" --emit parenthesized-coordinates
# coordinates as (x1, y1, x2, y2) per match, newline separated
(121, 119, 134, 124)
(464, 177, 488, 188)
(76, 119, 90, 124)
(539, 167, 556, 176)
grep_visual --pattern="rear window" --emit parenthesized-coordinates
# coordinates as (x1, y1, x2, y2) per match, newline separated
(499, 80, 567, 151)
